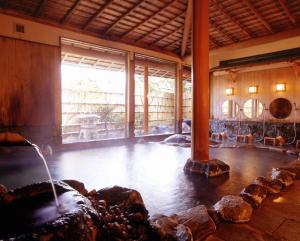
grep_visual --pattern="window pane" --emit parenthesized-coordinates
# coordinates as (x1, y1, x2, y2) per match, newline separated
(61, 39, 126, 143)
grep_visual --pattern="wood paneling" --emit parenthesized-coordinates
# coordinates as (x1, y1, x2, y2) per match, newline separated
(211, 66, 299, 122)
(0, 36, 61, 144)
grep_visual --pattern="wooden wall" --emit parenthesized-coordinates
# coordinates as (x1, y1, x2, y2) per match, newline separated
(211, 65, 300, 122)
(0, 36, 61, 144)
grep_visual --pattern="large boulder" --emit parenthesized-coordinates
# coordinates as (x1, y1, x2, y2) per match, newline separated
(96, 186, 144, 206)
(184, 159, 230, 177)
(271, 168, 296, 187)
(253, 176, 283, 194)
(162, 134, 191, 144)
(0, 181, 100, 241)
(63, 179, 88, 196)
(176, 205, 216, 241)
(214, 195, 253, 223)
(96, 186, 148, 220)
(150, 214, 192, 241)
(240, 184, 268, 208)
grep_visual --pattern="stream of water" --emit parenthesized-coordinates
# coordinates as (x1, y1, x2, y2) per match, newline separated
(32, 144, 59, 207)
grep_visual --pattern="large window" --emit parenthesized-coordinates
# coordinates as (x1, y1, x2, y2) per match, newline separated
(135, 55, 176, 136)
(61, 39, 126, 143)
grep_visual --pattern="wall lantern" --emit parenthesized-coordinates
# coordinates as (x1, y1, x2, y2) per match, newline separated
(276, 83, 286, 92)
(248, 85, 258, 94)
(225, 87, 234, 96)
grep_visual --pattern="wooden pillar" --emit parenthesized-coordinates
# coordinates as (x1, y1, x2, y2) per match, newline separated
(191, 0, 209, 161)
(126, 51, 135, 138)
(143, 65, 149, 134)
(176, 63, 183, 133)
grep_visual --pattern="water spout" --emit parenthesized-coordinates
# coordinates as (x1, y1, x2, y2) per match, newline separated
(32, 144, 59, 207)
(0, 132, 59, 207)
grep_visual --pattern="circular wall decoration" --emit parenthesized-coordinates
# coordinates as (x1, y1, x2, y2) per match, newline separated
(222, 100, 239, 119)
(243, 99, 264, 119)
(269, 98, 292, 119)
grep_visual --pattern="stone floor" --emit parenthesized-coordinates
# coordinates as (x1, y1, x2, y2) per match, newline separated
(0, 142, 297, 217)
(208, 180, 300, 241)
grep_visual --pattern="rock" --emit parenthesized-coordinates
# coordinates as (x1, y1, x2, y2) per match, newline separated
(96, 186, 144, 207)
(63, 179, 88, 196)
(240, 184, 268, 208)
(277, 160, 300, 179)
(204, 235, 225, 241)
(0, 184, 7, 195)
(184, 159, 230, 177)
(150, 214, 193, 241)
(253, 177, 283, 194)
(96, 186, 148, 220)
(214, 195, 253, 223)
(0, 182, 100, 241)
(150, 214, 179, 241)
(0, 184, 12, 204)
(162, 134, 191, 144)
(175, 224, 193, 241)
(177, 205, 216, 240)
(271, 168, 296, 187)
(207, 207, 222, 225)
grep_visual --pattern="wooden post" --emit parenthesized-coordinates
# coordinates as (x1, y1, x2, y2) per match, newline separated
(126, 51, 135, 138)
(143, 65, 149, 134)
(176, 63, 183, 133)
(191, 0, 209, 161)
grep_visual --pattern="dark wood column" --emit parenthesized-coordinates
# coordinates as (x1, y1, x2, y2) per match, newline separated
(191, 0, 209, 161)
(176, 63, 183, 133)
(126, 52, 135, 138)
(143, 65, 149, 134)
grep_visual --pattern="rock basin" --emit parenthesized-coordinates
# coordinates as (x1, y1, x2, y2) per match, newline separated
(0, 181, 99, 241)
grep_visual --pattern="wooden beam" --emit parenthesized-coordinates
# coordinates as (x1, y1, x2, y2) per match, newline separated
(211, 0, 253, 38)
(135, 12, 185, 43)
(181, 0, 192, 57)
(191, 0, 209, 161)
(210, 19, 239, 43)
(278, 0, 296, 25)
(102, 0, 145, 35)
(120, 0, 176, 40)
(82, 0, 114, 30)
(162, 40, 180, 50)
(60, 0, 81, 24)
(143, 65, 149, 134)
(32, 0, 46, 17)
(175, 63, 183, 133)
(126, 52, 135, 138)
(242, 0, 273, 33)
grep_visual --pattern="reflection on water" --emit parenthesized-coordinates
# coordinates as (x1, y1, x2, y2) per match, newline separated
(0, 143, 296, 216)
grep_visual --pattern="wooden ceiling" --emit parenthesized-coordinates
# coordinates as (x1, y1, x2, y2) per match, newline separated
(1, 0, 300, 57)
